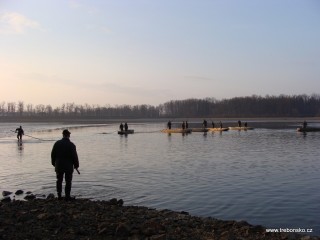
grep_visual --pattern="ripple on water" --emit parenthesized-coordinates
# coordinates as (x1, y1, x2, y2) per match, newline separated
(0, 123, 319, 235)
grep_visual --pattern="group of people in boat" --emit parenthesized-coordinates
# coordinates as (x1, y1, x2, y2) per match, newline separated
(211, 121, 223, 128)
(119, 122, 129, 132)
(167, 119, 224, 130)
(237, 120, 248, 128)
(119, 119, 268, 133)
(204, 119, 223, 129)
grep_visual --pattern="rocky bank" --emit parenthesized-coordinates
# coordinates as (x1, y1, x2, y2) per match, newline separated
(0, 195, 319, 240)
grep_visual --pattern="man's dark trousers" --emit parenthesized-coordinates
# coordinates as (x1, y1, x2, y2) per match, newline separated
(56, 172, 73, 198)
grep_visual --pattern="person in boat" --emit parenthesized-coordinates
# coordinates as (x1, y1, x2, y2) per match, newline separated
(15, 126, 24, 140)
(186, 121, 189, 129)
(238, 120, 242, 127)
(302, 120, 307, 128)
(182, 121, 185, 130)
(212, 121, 215, 128)
(244, 122, 248, 127)
(119, 123, 124, 132)
(167, 121, 172, 129)
(124, 122, 128, 131)
(219, 121, 223, 128)
(203, 119, 207, 128)
(51, 129, 79, 201)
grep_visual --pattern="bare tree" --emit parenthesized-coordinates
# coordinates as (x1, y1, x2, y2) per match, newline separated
(35, 104, 46, 116)
(7, 102, 16, 116)
(26, 104, 33, 116)
(45, 105, 53, 115)
(18, 101, 24, 116)
(0, 101, 6, 116)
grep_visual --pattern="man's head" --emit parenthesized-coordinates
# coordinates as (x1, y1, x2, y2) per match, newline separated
(62, 129, 71, 137)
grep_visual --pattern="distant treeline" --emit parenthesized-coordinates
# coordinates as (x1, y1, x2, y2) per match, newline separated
(1, 94, 320, 119)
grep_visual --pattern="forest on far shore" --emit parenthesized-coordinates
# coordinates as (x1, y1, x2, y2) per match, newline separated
(1, 94, 320, 120)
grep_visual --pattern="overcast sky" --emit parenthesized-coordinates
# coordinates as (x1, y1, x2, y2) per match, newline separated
(1, 0, 319, 107)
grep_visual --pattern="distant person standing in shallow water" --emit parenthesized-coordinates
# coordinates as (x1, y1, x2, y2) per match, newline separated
(167, 121, 172, 129)
(51, 129, 79, 201)
(15, 126, 24, 140)
(182, 121, 185, 130)
(303, 120, 307, 128)
(203, 119, 207, 128)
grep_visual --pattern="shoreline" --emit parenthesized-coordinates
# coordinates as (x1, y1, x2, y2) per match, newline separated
(0, 196, 319, 240)
(1, 117, 320, 124)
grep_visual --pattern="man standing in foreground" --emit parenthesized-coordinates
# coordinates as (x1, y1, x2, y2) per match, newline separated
(51, 129, 79, 200)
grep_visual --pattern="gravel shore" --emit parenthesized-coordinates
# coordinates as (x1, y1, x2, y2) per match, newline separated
(0, 197, 318, 240)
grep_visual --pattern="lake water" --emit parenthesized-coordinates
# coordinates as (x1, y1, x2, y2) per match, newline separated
(0, 120, 319, 235)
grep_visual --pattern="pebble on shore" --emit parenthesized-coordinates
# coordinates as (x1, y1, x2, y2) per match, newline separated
(0, 196, 319, 240)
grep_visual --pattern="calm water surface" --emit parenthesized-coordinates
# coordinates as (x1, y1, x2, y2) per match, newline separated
(0, 121, 319, 235)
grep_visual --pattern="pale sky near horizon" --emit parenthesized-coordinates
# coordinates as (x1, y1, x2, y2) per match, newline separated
(1, 0, 319, 107)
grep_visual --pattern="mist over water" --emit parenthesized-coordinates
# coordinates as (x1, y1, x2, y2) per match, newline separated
(0, 121, 319, 235)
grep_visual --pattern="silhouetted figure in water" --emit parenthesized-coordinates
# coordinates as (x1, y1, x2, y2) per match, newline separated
(238, 120, 242, 127)
(51, 129, 79, 201)
(212, 121, 215, 128)
(15, 126, 24, 141)
(219, 121, 223, 128)
(244, 122, 248, 127)
(186, 121, 189, 129)
(124, 122, 128, 131)
(303, 120, 307, 128)
(167, 121, 172, 129)
(203, 119, 207, 128)
(182, 121, 185, 130)
(119, 123, 124, 131)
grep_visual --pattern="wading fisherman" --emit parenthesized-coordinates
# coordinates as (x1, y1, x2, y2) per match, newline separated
(51, 129, 79, 201)
(167, 120, 172, 129)
(15, 126, 24, 141)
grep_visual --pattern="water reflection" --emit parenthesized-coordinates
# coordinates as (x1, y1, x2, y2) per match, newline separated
(1, 122, 319, 236)
(17, 140, 23, 152)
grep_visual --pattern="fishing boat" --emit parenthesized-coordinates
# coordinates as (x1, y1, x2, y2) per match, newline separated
(228, 127, 254, 130)
(297, 127, 320, 132)
(207, 127, 229, 132)
(190, 128, 209, 132)
(161, 128, 192, 134)
(118, 130, 134, 135)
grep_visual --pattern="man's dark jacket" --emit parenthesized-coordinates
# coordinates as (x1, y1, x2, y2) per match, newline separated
(51, 137, 79, 173)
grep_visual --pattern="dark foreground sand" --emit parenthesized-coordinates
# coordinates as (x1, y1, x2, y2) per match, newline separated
(0, 197, 318, 240)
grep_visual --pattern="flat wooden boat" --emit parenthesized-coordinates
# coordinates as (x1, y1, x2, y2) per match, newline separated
(191, 128, 209, 132)
(228, 127, 254, 130)
(207, 127, 229, 132)
(118, 129, 134, 135)
(161, 128, 192, 134)
(297, 127, 320, 132)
